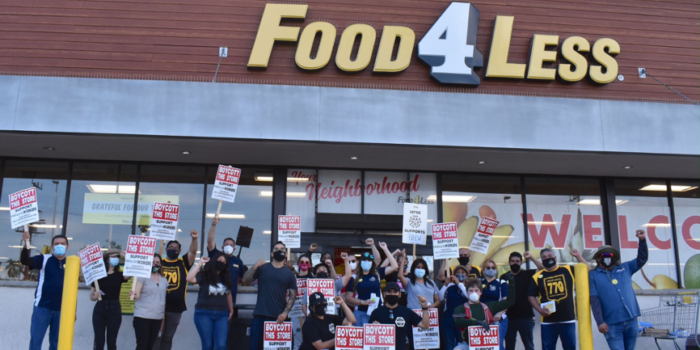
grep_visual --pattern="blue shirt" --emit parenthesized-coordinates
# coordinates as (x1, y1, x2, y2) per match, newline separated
(347, 267, 386, 312)
(31, 254, 66, 311)
(480, 278, 508, 303)
(208, 248, 247, 304)
(589, 239, 648, 326)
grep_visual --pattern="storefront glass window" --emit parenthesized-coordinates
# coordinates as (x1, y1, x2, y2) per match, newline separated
(0, 160, 69, 281)
(206, 167, 273, 265)
(670, 181, 699, 289)
(364, 171, 407, 215)
(316, 170, 361, 214)
(525, 177, 605, 266)
(286, 169, 316, 232)
(615, 179, 677, 290)
(442, 174, 523, 275)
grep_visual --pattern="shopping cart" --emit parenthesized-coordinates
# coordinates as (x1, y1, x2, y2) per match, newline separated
(638, 291, 700, 350)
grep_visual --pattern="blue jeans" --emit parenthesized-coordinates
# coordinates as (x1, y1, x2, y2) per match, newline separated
(541, 322, 576, 350)
(250, 316, 276, 350)
(497, 318, 508, 350)
(603, 318, 638, 350)
(353, 310, 370, 327)
(30, 306, 61, 350)
(194, 309, 229, 350)
(440, 316, 457, 350)
(505, 318, 534, 350)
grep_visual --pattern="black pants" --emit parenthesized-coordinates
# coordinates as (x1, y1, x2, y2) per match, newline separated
(133, 317, 161, 350)
(505, 317, 535, 350)
(92, 300, 122, 350)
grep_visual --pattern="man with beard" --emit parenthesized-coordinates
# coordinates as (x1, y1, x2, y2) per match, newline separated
(590, 230, 648, 350)
(368, 282, 430, 350)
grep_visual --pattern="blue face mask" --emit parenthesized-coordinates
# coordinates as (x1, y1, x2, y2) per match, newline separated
(109, 258, 120, 267)
(361, 261, 372, 272)
(53, 244, 66, 257)
(414, 268, 426, 278)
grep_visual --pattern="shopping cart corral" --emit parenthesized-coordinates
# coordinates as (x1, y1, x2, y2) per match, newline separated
(638, 291, 699, 350)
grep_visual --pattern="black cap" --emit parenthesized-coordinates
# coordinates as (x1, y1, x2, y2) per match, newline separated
(385, 281, 401, 292)
(309, 292, 326, 306)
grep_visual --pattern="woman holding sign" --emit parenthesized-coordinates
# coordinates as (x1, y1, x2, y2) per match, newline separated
(292, 254, 313, 350)
(299, 293, 356, 350)
(186, 253, 234, 350)
(130, 253, 167, 350)
(90, 248, 131, 350)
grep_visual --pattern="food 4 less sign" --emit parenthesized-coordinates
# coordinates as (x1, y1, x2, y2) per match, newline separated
(248, 2, 620, 85)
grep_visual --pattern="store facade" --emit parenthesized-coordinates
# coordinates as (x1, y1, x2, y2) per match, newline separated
(0, 0, 698, 295)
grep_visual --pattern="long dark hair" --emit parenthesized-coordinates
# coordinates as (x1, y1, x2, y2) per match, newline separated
(297, 254, 312, 277)
(409, 258, 434, 287)
(198, 255, 233, 290)
(152, 254, 164, 276)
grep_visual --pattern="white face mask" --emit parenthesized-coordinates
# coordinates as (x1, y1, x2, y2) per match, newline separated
(469, 292, 480, 303)
(223, 245, 234, 255)
(603, 257, 612, 266)
(349, 261, 357, 270)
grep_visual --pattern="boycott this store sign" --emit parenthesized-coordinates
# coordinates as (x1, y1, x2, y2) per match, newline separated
(248, 3, 621, 85)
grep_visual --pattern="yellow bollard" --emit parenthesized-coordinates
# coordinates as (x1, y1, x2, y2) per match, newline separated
(575, 263, 593, 350)
(58, 255, 80, 350)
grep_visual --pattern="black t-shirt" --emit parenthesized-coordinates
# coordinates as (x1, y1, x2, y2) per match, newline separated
(500, 269, 536, 319)
(299, 314, 344, 350)
(208, 247, 247, 304)
(162, 255, 193, 313)
(528, 265, 576, 323)
(369, 305, 423, 350)
(194, 274, 230, 311)
(92, 270, 126, 301)
(252, 263, 297, 318)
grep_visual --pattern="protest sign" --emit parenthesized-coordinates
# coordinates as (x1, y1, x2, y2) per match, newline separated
(412, 308, 440, 349)
(278, 215, 301, 249)
(306, 278, 336, 315)
(8, 187, 39, 229)
(289, 278, 307, 318)
(363, 324, 395, 350)
(79, 243, 108, 285)
(402, 203, 427, 245)
(336, 326, 364, 350)
(264, 321, 292, 350)
(468, 325, 500, 350)
(470, 217, 499, 254)
(211, 165, 241, 203)
(431, 222, 459, 260)
(123, 236, 157, 278)
(149, 202, 180, 240)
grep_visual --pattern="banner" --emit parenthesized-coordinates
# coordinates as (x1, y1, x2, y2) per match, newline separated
(336, 326, 364, 350)
(468, 325, 499, 350)
(363, 324, 395, 350)
(211, 165, 241, 203)
(289, 278, 307, 318)
(470, 217, 499, 254)
(278, 215, 301, 249)
(263, 321, 292, 350)
(79, 243, 107, 285)
(123, 236, 157, 278)
(412, 308, 440, 349)
(403, 203, 428, 245)
(149, 202, 180, 240)
(119, 276, 135, 315)
(82, 194, 179, 225)
(8, 187, 39, 229)
(306, 278, 336, 315)
(432, 222, 459, 260)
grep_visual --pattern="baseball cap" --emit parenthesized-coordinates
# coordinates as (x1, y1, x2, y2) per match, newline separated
(309, 292, 326, 305)
(385, 281, 401, 292)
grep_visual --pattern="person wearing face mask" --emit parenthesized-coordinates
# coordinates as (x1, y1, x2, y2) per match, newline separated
(186, 252, 234, 350)
(90, 248, 132, 350)
(344, 242, 398, 327)
(243, 241, 298, 350)
(452, 275, 515, 350)
(382, 249, 408, 307)
(397, 254, 440, 311)
(368, 282, 430, 350)
(301, 255, 354, 318)
(439, 265, 469, 350)
(159, 230, 199, 350)
(131, 254, 168, 350)
(206, 218, 247, 307)
(20, 231, 72, 350)
(527, 248, 586, 350)
(589, 230, 647, 350)
(480, 259, 508, 350)
(437, 248, 482, 283)
(292, 254, 313, 350)
(299, 294, 356, 350)
(499, 252, 540, 350)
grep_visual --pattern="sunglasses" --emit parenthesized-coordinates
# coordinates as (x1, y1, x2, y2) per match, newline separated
(362, 252, 374, 260)
(601, 253, 614, 258)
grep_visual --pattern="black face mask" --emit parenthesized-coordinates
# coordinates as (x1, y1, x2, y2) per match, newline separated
(458, 256, 470, 265)
(316, 272, 328, 279)
(215, 261, 227, 272)
(313, 304, 326, 316)
(510, 264, 521, 273)
(166, 249, 179, 260)
(543, 258, 557, 269)
(272, 250, 286, 262)
(385, 295, 400, 306)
